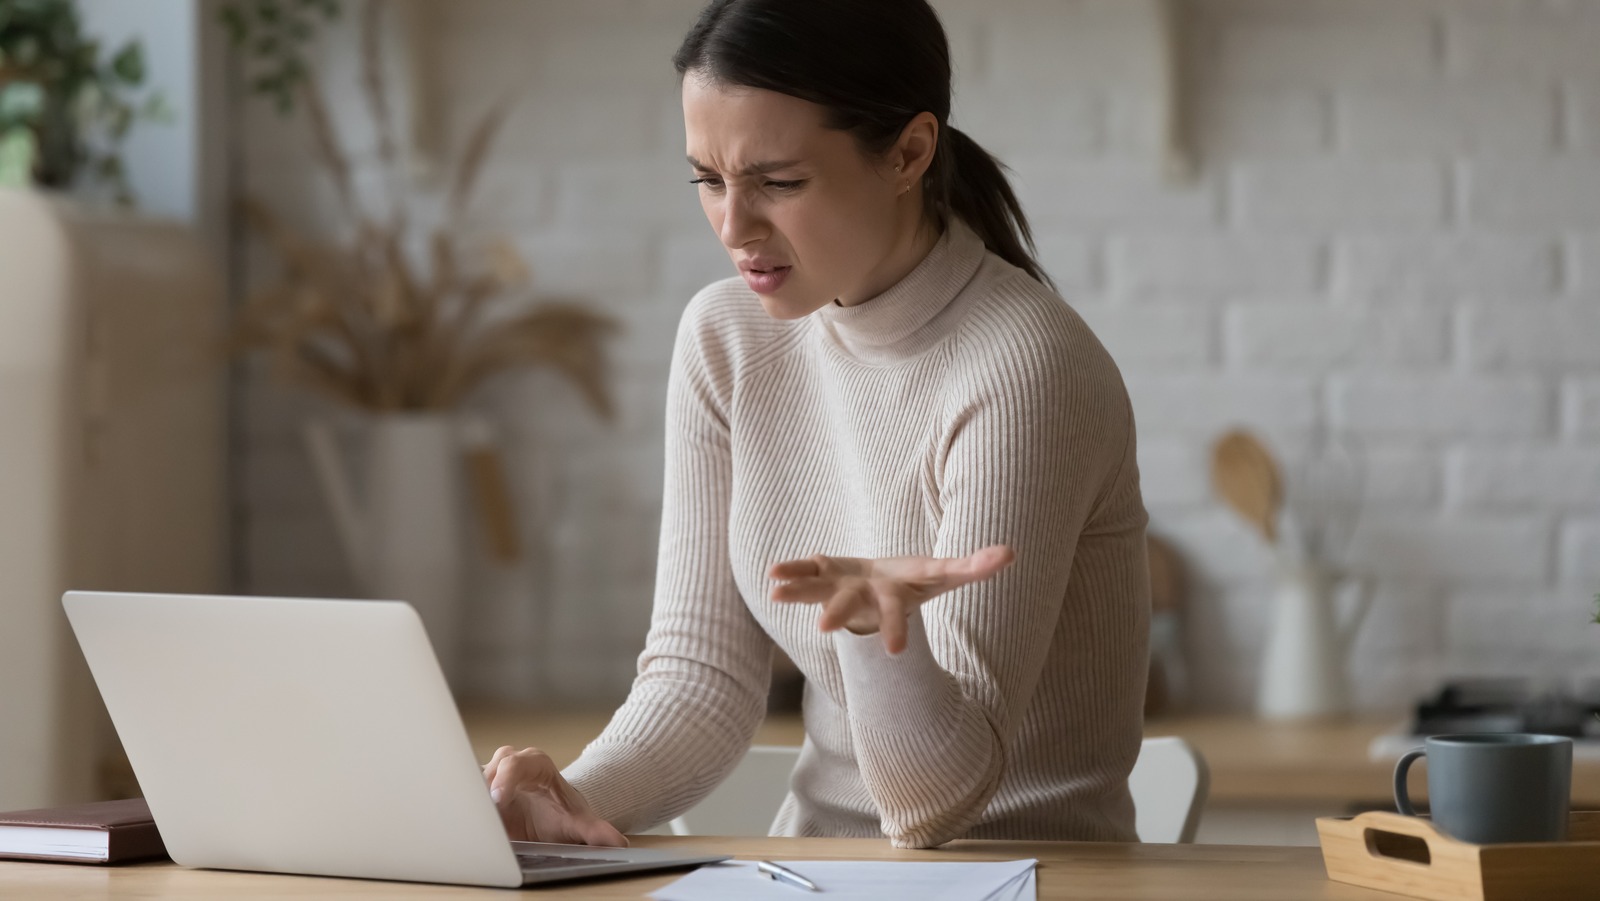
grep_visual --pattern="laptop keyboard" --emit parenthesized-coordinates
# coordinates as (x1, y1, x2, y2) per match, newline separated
(517, 852, 633, 872)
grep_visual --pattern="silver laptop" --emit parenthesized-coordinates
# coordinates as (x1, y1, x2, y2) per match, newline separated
(62, 590, 730, 888)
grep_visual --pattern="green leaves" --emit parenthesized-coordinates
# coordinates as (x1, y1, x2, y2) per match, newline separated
(0, 80, 44, 120)
(0, 126, 37, 187)
(108, 42, 143, 85)
(217, 0, 341, 116)
(218, 5, 247, 45)
(0, 0, 164, 201)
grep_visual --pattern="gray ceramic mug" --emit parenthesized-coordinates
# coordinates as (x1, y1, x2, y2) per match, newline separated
(1393, 733, 1572, 844)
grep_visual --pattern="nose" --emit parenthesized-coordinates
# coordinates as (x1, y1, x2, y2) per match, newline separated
(718, 189, 766, 250)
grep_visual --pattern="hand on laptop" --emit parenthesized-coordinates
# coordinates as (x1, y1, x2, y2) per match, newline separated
(768, 545, 1016, 654)
(482, 746, 628, 848)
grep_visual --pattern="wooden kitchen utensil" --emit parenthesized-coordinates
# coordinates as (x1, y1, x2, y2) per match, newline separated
(1210, 429, 1282, 545)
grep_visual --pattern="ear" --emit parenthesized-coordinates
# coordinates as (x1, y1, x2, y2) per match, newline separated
(890, 112, 940, 186)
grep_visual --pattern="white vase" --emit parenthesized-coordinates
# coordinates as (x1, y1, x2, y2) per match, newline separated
(304, 414, 465, 687)
(1255, 560, 1373, 720)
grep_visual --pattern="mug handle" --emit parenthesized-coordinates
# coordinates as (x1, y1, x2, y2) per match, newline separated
(1393, 747, 1426, 816)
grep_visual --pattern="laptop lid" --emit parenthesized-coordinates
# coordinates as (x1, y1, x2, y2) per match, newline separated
(63, 591, 527, 887)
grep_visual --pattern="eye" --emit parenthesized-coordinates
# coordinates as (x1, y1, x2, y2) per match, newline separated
(765, 179, 806, 192)
(689, 176, 725, 192)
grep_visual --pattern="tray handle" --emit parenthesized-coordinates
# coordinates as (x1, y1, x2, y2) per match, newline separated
(1348, 811, 1453, 867)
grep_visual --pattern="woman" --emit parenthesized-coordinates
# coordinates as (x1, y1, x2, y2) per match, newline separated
(483, 0, 1149, 850)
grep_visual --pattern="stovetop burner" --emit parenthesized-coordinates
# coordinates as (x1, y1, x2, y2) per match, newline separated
(1411, 678, 1600, 739)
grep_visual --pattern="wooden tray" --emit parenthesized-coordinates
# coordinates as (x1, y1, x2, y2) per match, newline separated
(1317, 810, 1600, 901)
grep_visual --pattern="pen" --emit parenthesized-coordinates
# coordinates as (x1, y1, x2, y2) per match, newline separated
(757, 859, 821, 892)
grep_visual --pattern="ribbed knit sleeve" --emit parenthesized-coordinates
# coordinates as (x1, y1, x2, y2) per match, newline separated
(561, 292, 775, 832)
(830, 288, 1133, 848)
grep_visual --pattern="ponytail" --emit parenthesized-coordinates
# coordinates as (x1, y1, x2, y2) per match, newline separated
(933, 127, 1051, 290)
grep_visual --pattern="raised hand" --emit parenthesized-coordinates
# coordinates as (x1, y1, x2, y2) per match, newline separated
(768, 545, 1016, 654)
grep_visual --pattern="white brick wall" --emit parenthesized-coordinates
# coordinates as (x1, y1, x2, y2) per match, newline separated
(1447, 11, 1600, 80)
(1444, 589, 1596, 678)
(1359, 446, 1445, 512)
(1337, 82, 1557, 155)
(1467, 159, 1600, 230)
(1077, 305, 1216, 368)
(1007, 158, 1222, 229)
(1334, 235, 1559, 302)
(1572, 236, 1600, 299)
(1463, 305, 1600, 371)
(1330, 376, 1553, 438)
(1568, 379, 1600, 438)
(235, 0, 1600, 710)
(1448, 448, 1600, 512)
(1108, 234, 1322, 299)
(1191, 88, 1330, 156)
(1226, 304, 1449, 370)
(1562, 519, 1600, 588)
(1569, 84, 1600, 152)
(1232, 160, 1450, 229)
(1213, 14, 1436, 88)
(1351, 515, 1553, 584)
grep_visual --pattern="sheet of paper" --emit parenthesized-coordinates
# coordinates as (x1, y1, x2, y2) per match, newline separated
(988, 863, 1037, 901)
(650, 859, 1038, 901)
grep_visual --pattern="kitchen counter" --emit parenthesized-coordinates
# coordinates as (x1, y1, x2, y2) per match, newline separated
(1146, 713, 1600, 806)
(463, 708, 1600, 804)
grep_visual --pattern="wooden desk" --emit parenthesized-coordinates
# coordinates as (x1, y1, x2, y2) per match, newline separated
(0, 835, 1398, 899)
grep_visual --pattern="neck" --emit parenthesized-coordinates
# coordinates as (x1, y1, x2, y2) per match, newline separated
(837, 212, 943, 307)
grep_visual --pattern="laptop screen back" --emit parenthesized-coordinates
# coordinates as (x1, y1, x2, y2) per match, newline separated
(63, 591, 524, 888)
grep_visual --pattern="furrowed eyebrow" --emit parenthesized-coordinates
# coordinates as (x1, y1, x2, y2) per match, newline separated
(686, 155, 805, 176)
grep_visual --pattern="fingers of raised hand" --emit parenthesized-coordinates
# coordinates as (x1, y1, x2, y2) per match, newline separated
(876, 593, 910, 655)
(769, 556, 824, 581)
(817, 582, 874, 632)
(770, 576, 837, 604)
(770, 553, 871, 583)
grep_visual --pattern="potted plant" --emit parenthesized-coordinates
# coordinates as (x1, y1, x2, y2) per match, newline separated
(0, 0, 167, 202)
(222, 0, 618, 685)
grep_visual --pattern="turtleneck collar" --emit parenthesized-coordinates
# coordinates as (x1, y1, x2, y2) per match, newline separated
(814, 218, 988, 364)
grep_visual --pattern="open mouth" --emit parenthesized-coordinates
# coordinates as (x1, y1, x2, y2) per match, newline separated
(741, 265, 793, 293)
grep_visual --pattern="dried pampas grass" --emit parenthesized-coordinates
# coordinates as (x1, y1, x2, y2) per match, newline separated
(232, 0, 616, 415)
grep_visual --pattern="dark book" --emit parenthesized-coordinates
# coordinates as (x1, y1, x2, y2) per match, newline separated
(0, 797, 167, 864)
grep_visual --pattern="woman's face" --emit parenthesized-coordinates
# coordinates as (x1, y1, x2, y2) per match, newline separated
(682, 75, 927, 319)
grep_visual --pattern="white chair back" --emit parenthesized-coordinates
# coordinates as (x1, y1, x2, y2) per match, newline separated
(1129, 735, 1210, 843)
(666, 745, 803, 837)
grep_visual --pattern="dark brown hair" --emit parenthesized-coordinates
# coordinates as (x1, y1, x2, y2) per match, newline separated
(673, 0, 1051, 288)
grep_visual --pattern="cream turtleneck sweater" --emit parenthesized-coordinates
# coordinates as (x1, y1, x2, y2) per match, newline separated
(563, 220, 1150, 849)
